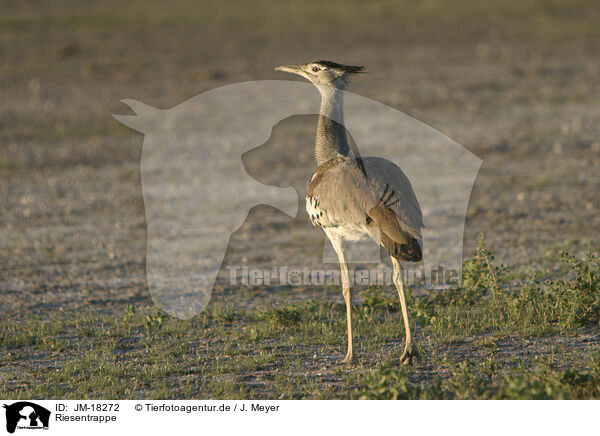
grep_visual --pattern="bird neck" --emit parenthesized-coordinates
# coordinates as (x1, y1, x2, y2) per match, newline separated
(315, 85, 350, 167)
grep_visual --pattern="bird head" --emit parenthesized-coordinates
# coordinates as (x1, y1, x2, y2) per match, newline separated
(275, 60, 365, 90)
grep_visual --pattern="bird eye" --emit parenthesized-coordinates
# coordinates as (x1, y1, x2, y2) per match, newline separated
(312, 66, 319, 72)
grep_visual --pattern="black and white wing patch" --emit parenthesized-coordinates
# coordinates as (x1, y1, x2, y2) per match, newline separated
(306, 194, 325, 228)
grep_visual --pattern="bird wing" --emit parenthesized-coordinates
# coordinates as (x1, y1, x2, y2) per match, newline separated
(306, 156, 423, 241)
(306, 157, 367, 230)
(361, 156, 423, 239)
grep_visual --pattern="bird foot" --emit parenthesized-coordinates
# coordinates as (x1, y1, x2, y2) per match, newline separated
(400, 344, 419, 366)
(339, 353, 354, 364)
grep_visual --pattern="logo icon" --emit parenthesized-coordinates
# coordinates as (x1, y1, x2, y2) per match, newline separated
(3, 402, 50, 434)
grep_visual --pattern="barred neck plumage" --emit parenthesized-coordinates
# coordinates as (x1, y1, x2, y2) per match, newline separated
(315, 85, 350, 166)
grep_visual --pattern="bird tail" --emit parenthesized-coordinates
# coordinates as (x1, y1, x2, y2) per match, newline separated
(382, 234, 423, 262)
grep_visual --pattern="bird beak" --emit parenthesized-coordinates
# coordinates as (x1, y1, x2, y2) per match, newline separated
(275, 65, 302, 75)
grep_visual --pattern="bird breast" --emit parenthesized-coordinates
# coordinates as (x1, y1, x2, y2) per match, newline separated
(306, 192, 374, 242)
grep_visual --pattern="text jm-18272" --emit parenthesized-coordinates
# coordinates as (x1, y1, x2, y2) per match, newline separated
(72, 404, 120, 412)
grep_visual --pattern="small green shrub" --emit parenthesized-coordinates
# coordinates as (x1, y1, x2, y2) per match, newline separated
(546, 251, 600, 328)
(144, 310, 166, 330)
(357, 354, 600, 400)
(360, 286, 399, 319)
(210, 304, 237, 323)
(262, 305, 301, 327)
(416, 236, 600, 335)
(462, 233, 510, 298)
(358, 365, 421, 399)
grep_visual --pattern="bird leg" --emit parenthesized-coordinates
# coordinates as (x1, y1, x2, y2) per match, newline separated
(391, 257, 419, 365)
(330, 236, 353, 363)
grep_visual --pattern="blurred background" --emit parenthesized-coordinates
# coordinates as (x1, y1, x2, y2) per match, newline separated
(1, 0, 599, 314)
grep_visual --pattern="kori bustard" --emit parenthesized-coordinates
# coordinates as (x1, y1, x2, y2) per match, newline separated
(275, 60, 423, 364)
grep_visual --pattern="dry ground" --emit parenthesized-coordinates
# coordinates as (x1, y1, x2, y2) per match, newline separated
(1, 0, 599, 398)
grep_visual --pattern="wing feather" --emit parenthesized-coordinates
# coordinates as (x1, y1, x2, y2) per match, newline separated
(307, 156, 423, 241)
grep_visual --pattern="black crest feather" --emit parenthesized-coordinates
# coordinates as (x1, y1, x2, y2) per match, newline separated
(313, 60, 366, 74)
